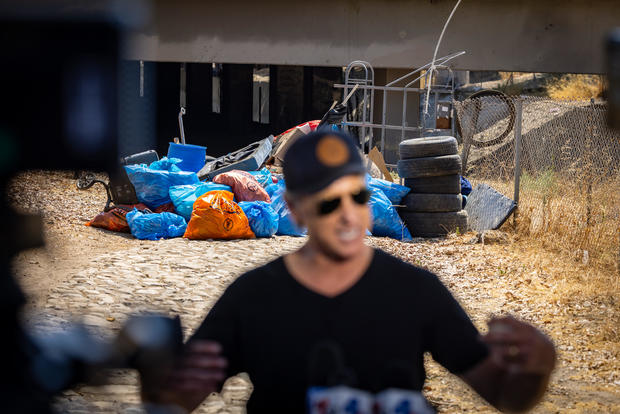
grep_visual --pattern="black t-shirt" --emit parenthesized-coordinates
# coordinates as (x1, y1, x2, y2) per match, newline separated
(191, 248, 488, 413)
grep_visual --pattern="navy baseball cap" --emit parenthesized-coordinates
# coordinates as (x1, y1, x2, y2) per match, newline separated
(283, 129, 366, 196)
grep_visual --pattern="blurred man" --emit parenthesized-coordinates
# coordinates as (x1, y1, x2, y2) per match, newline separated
(155, 130, 555, 413)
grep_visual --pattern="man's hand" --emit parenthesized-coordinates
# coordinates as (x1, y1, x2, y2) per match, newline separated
(483, 315, 556, 376)
(144, 340, 228, 412)
(462, 315, 556, 412)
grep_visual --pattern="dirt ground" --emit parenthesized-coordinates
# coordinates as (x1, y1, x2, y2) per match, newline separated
(8, 171, 620, 413)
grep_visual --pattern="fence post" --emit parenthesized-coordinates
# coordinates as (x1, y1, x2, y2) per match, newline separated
(585, 98, 595, 229)
(513, 98, 523, 226)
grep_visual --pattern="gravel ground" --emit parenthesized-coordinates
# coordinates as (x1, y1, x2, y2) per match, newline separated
(8, 171, 620, 413)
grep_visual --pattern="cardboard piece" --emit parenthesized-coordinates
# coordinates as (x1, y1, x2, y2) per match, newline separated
(368, 147, 393, 182)
(273, 123, 312, 167)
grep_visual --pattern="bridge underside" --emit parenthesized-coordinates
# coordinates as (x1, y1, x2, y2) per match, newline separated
(127, 0, 620, 74)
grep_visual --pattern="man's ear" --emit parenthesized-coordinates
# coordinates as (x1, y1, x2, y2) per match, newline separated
(284, 193, 304, 227)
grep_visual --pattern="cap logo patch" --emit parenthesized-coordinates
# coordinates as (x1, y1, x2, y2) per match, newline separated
(316, 136, 349, 167)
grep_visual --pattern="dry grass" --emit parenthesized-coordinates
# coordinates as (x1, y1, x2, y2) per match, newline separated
(486, 72, 605, 101)
(495, 72, 605, 100)
(477, 173, 619, 271)
(546, 74, 605, 101)
(498, 71, 513, 80)
(468, 173, 620, 342)
(374, 229, 620, 412)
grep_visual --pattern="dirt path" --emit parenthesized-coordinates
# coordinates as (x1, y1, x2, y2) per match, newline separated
(8, 171, 620, 413)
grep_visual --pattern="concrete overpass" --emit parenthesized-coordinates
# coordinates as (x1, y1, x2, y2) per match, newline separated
(127, 0, 620, 74)
(6, 0, 618, 158)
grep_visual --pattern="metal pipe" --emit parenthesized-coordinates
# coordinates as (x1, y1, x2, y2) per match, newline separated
(180, 63, 187, 108)
(404, 63, 454, 88)
(343, 61, 374, 150)
(361, 72, 368, 148)
(343, 67, 350, 135)
(335, 84, 453, 94)
(381, 88, 387, 153)
(342, 121, 423, 132)
(401, 88, 408, 141)
(369, 84, 375, 151)
(513, 98, 523, 224)
(178, 107, 186, 145)
(385, 51, 465, 87)
(448, 67, 456, 137)
(139, 60, 144, 97)
(368, 65, 375, 151)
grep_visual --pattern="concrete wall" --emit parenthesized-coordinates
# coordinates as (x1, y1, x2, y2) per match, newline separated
(127, 0, 620, 74)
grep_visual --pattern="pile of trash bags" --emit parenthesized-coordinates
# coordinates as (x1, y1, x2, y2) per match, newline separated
(85, 136, 414, 242)
(88, 158, 286, 240)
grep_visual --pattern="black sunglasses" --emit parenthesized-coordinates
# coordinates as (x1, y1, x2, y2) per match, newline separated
(316, 188, 371, 216)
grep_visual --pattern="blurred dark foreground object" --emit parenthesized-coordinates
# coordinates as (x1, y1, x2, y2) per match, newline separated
(0, 16, 122, 413)
(0, 12, 184, 414)
(608, 28, 620, 130)
(0, 19, 119, 174)
(29, 315, 183, 405)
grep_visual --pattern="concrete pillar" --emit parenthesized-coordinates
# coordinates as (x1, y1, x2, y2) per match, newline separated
(274, 66, 304, 133)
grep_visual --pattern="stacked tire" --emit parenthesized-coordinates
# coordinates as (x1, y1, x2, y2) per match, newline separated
(397, 136, 468, 237)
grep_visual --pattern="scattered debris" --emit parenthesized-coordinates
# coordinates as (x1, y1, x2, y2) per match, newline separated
(198, 137, 274, 181)
(476, 230, 510, 245)
(270, 122, 317, 167)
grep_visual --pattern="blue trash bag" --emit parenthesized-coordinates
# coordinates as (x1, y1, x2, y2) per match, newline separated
(126, 208, 187, 240)
(247, 168, 273, 188)
(460, 176, 473, 196)
(149, 157, 183, 172)
(369, 188, 412, 241)
(238, 201, 279, 238)
(366, 174, 410, 205)
(169, 182, 233, 221)
(268, 180, 307, 237)
(125, 157, 199, 209)
(265, 181, 281, 198)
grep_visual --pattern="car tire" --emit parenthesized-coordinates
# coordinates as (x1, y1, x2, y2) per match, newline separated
(397, 154, 462, 179)
(404, 174, 462, 194)
(399, 136, 458, 159)
(401, 193, 463, 213)
(399, 210, 469, 237)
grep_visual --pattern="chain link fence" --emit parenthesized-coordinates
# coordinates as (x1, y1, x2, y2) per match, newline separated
(454, 95, 620, 272)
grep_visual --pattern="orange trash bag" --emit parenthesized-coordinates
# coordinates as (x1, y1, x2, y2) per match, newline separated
(184, 190, 255, 240)
(213, 170, 271, 203)
(85, 203, 150, 233)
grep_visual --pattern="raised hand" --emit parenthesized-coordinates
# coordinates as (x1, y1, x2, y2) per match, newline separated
(143, 340, 228, 412)
(483, 315, 556, 376)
